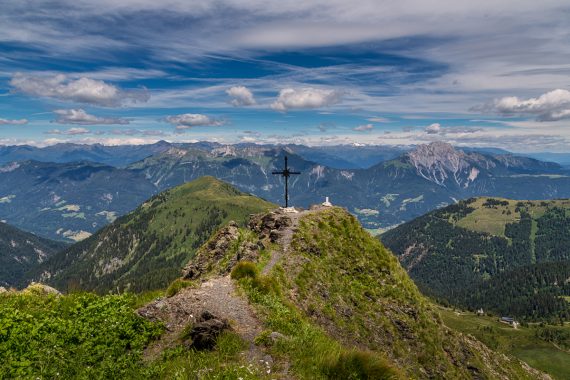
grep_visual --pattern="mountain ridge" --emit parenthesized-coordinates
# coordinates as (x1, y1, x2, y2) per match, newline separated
(28, 176, 275, 293)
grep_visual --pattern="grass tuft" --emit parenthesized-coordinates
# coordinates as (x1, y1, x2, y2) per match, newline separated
(325, 350, 402, 380)
(165, 279, 196, 298)
(230, 261, 259, 280)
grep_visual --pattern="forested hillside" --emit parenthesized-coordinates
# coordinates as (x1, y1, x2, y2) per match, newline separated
(0, 222, 67, 287)
(381, 197, 570, 321)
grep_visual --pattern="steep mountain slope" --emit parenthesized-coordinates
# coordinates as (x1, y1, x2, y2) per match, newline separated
(140, 206, 547, 379)
(0, 222, 67, 287)
(0, 160, 156, 241)
(381, 197, 570, 321)
(30, 177, 274, 293)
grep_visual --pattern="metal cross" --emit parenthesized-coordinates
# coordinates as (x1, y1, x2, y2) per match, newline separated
(272, 155, 301, 208)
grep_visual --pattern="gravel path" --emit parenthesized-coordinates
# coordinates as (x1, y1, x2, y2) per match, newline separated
(139, 276, 263, 361)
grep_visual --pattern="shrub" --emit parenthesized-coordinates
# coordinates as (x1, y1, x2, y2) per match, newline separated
(230, 261, 258, 280)
(325, 350, 402, 380)
(166, 278, 196, 297)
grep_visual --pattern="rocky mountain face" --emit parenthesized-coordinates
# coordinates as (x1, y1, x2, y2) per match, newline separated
(381, 197, 570, 321)
(405, 141, 561, 189)
(28, 177, 274, 293)
(139, 205, 547, 379)
(0, 222, 67, 287)
(2, 142, 570, 239)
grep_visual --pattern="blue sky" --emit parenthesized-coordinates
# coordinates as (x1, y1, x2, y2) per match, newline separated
(1, 0, 570, 152)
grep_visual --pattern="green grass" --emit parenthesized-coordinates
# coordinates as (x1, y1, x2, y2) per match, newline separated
(438, 307, 570, 379)
(0, 291, 163, 379)
(165, 279, 197, 298)
(236, 272, 403, 379)
(148, 331, 269, 379)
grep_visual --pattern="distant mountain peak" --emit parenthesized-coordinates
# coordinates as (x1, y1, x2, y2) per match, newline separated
(406, 142, 484, 187)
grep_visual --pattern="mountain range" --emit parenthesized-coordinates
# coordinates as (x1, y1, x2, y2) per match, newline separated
(2, 141, 570, 240)
(381, 197, 570, 321)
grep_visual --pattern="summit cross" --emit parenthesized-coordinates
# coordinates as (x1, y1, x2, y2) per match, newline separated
(272, 156, 301, 208)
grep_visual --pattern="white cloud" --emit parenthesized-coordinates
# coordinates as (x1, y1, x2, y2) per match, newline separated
(0, 118, 28, 125)
(165, 113, 224, 130)
(271, 87, 342, 111)
(46, 127, 91, 135)
(10, 73, 149, 107)
(367, 117, 390, 123)
(353, 124, 374, 131)
(226, 86, 256, 106)
(425, 123, 441, 134)
(479, 89, 570, 121)
(53, 109, 130, 125)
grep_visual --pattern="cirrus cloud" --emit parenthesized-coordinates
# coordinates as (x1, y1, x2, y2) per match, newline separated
(0, 118, 28, 125)
(477, 89, 570, 121)
(166, 113, 225, 130)
(53, 109, 130, 125)
(10, 73, 149, 107)
(226, 86, 256, 106)
(46, 127, 91, 135)
(271, 87, 343, 112)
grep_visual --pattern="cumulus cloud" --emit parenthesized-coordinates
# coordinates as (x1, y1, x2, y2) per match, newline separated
(226, 86, 256, 106)
(271, 87, 342, 111)
(53, 109, 130, 125)
(353, 124, 374, 131)
(425, 123, 441, 134)
(166, 113, 224, 130)
(478, 89, 570, 121)
(46, 127, 91, 135)
(10, 73, 149, 107)
(0, 118, 28, 125)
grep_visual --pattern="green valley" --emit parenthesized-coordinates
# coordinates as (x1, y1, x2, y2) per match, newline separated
(438, 307, 570, 380)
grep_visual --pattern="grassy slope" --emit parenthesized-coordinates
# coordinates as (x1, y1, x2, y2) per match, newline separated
(34, 176, 275, 293)
(439, 307, 570, 380)
(270, 208, 536, 379)
(456, 197, 570, 237)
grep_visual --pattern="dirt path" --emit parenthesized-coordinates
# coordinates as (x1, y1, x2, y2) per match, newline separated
(262, 208, 318, 275)
(138, 276, 263, 361)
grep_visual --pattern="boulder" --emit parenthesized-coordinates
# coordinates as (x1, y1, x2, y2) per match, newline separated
(186, 311, 231, 350)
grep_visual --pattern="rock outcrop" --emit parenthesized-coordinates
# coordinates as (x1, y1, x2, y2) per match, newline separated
(184, 311, 232, 350)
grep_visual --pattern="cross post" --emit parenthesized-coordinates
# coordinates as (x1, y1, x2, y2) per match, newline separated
(272, 156, 301, 208)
